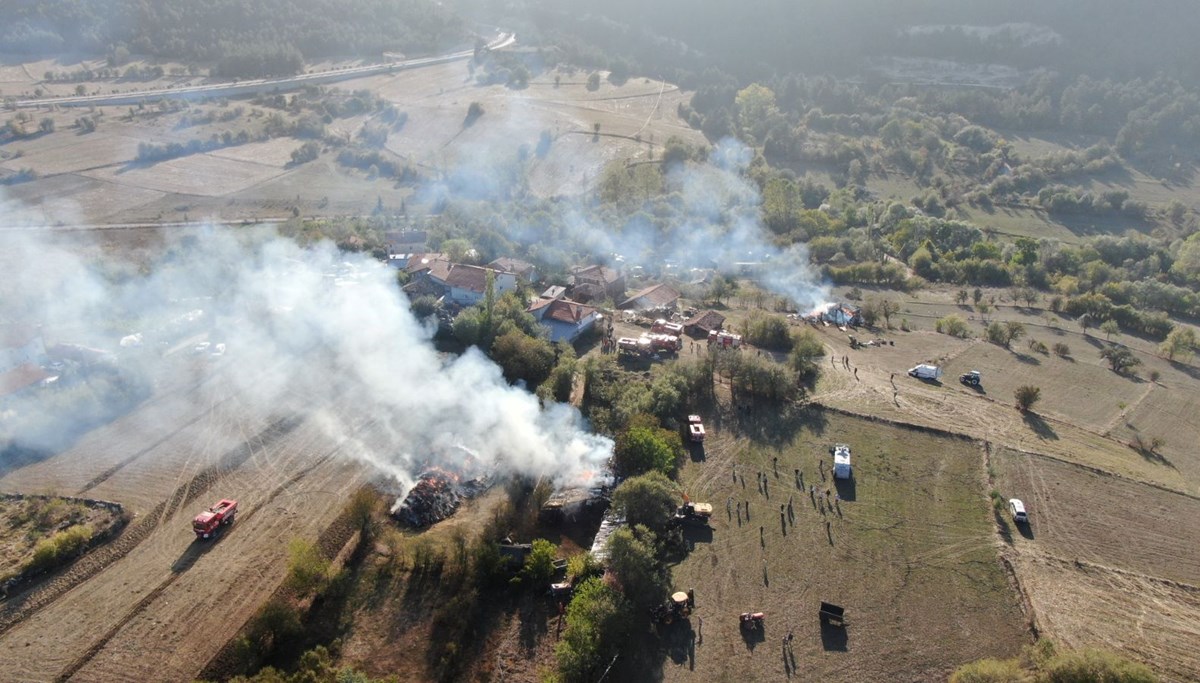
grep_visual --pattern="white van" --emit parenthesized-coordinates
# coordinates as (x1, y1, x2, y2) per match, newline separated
(1008, 498, 1028, 524)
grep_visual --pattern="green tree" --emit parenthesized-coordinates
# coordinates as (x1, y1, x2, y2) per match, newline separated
(734, 83, 778, 140)
(490, 328, 555, 386)
(1100, 319, 1121, 340)
(986, 321, 1026, 349)
(610, 471, 678, 536)
(613, 426, 681, 477)
(709, 274, 737, 304)
(284, 538, 329, 597)
(556, 577, 630, 681)
(1100, 345, 1141, 374)
(935, 315, 970, 338)
(586, 72, 600, 91)
(788, 328, 826, 380)
(1014, 385, 1041, 412)
(604, 525, 668, 610)
(516, 538, 557, 588)
(1159, 327, 1196, 361)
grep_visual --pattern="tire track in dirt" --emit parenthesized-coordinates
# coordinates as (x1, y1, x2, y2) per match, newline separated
(0, 416, 300, 638)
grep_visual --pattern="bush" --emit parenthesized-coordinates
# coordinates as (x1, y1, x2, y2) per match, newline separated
(1015, 385, 1041, 412)
(742, 310, 793, 351)
(27, 524, 92, 573)
(1042, 648, 1157, 683)
(1052, 342, 1071, 357)
(950, 657, 1025, 683)
(284, 538, 329, 596)
(935, 315, 971, 338)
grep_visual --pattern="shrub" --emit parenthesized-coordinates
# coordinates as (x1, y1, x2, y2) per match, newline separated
(284, 538, 329, 596)
(1052, 342, 1071, 357)
(935, 315, 970, 338)
(742, 310, 794, 350)
(1014, 385, 1041, 412)
(950, 657, 1025, 683)
(1028, 339, 1048, 354)
(27, 524, 92, 573)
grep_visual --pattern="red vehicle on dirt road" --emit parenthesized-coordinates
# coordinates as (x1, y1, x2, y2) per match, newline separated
(192, 499, 237, 539)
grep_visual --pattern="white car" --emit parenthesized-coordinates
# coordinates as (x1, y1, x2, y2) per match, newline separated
(192, 341, 211, 355)
(210, 343, 226, 357)
(1009, 498, 1029, 524)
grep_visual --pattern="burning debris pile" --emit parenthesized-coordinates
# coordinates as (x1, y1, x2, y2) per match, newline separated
(390, 468, 489, 528)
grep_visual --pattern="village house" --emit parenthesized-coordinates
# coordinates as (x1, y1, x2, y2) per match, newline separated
(684, 310, 726, 337)
(569, 265, 625, 303)
(428, 263, 518, 306)
(487, 257, 537, 284)
(528, 295, 601, 343)
(619, 283, 681, 312)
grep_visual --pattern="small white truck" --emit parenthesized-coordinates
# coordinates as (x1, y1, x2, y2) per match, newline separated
(832, 444, 852, 480)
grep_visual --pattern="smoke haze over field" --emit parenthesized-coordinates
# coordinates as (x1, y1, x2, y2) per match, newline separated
(0, 200, 612, 491)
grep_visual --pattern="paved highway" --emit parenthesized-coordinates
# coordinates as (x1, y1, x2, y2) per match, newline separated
(11, 33, 515, 110)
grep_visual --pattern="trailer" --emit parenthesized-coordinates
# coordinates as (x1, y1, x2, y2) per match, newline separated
(819, 602, 846, 627)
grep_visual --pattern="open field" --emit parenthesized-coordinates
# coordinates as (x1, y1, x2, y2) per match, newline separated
(667, 408, 1028, 682)
(1, 62, 703, 226)
(0, 363, 372, 682)
(993, 448, 1200, 682)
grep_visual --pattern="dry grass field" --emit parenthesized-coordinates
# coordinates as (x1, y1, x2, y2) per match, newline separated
(666, 408, 1028, 682)
(1, 62, 703, 227)
(0, 365, 371, 682)
(992, 447, 1200, 682)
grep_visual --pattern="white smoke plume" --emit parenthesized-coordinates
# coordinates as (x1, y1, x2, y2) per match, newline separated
(0, 200, 612, 492)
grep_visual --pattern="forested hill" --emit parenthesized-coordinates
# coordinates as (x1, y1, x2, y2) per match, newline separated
(0, 0, 464, 74)
(507, 0, 1200, 83)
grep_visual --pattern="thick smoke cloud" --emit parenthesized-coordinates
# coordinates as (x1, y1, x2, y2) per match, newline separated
(0, 198, 611, 492)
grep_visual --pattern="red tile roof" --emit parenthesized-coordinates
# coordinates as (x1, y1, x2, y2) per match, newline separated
(0, 363, 49, 397)
(544, 299, 597, 324)
(443, 264, 501, 294)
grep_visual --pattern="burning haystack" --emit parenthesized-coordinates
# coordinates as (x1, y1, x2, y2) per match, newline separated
(390, 467, 489, 528)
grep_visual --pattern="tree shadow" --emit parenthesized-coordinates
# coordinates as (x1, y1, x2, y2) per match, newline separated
(1012, 351, 1041, 365)
(1167, 358, 1200, 381)
(1021, 411, 1058, 440)
(820, 621, 848, 652)
(518, 600, 549, 653)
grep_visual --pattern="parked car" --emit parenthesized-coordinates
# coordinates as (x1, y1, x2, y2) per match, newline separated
(1009, 498, 1028, 524)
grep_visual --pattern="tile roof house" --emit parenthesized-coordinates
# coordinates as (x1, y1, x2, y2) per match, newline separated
(684, 310, 726, 336)
(429, 264, 518, 306)
(569, 265, 625, 303)
(618, 283, 680, 311)
(488, 257, 537, 283)
(528, 298, 600, 343)
(403, 253, 450, 276)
